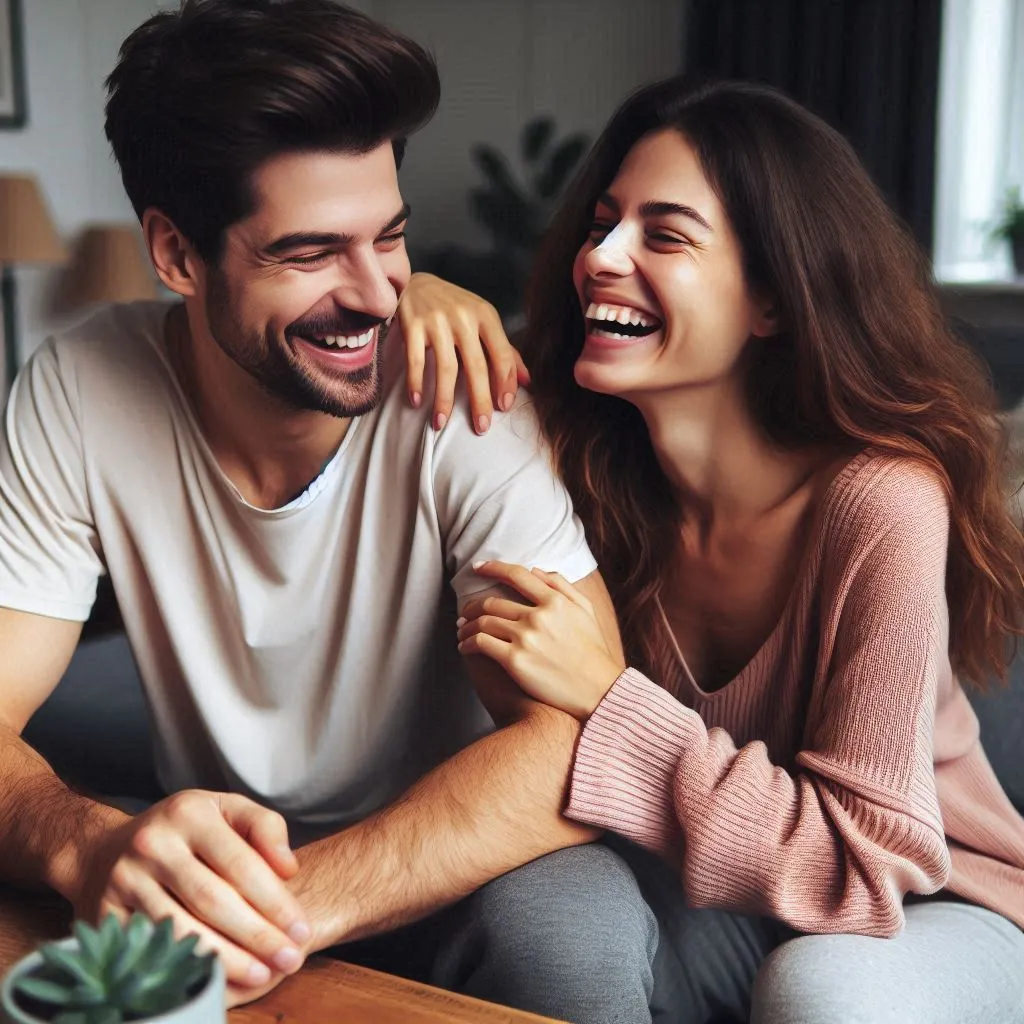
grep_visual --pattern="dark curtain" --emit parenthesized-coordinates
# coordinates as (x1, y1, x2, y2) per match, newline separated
(685, 0, 942, 252)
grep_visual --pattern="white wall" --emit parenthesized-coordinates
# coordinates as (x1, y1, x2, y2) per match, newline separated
(377, 0, 685, 250)
(0, 0, 164, 364)
(0, 0, 683, 361)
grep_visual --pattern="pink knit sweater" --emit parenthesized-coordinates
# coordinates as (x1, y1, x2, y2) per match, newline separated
(566, 452, 1024, 936)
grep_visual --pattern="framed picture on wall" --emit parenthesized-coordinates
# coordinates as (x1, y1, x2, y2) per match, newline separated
(0, 0, 26, 129)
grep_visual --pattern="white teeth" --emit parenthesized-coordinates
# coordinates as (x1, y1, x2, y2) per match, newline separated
(585, 301, 659, 328)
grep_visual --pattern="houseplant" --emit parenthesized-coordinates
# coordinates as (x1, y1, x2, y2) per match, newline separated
(416, 115, 590, 318)
(993, 186, 1024, 277)
(1, 914, 223, 1024)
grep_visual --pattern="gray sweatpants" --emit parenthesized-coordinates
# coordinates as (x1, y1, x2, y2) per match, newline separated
(338, 839, 1024, 1024)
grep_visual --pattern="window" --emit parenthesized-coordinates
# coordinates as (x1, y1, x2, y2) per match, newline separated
(933, 0, 1024, 281)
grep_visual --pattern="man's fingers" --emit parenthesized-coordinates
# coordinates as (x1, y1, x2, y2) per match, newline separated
(190, 824, 310, 945)
(471, 561, 553, 605)
(115, 870, 276, 990)
(217, 794, 298, 880)
(156, 848, 304, 978)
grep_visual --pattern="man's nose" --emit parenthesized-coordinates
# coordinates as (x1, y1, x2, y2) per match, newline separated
(331, 247, 400, 321)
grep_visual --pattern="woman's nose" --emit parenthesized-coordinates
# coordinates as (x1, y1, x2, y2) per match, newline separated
(583, 222, 635, 278)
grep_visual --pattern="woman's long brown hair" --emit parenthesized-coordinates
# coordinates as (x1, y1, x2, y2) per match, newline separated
(523, 77, 1024, 690)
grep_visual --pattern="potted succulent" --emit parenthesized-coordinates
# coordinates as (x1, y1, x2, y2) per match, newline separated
(1, 914, 224, 1024)
(993, 186, 1024, 277)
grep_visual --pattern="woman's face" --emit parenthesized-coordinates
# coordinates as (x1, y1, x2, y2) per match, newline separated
(571, 129, 776, 402)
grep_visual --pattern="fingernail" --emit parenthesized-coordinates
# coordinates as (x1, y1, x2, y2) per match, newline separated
(435, 413, 447, 430)
(276, 843, 296, 863)
(472, 560, 486, 570)
(246, 961, 272, 986)
(273, 947, 303, 974)
(410, 391, 422, 408)
(288, 922, 311, 945)
(500, 392, 513, 411)
(476, 415, 490, 433)
(456, 616, 466, 628)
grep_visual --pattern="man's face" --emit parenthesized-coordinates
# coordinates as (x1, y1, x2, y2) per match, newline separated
(199, 143, 411, 418)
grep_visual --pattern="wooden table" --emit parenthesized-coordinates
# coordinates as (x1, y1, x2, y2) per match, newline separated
(0, 887, 563, 1023)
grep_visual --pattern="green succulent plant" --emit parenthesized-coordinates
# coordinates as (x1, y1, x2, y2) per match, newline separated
(12, 914, 215, 1024)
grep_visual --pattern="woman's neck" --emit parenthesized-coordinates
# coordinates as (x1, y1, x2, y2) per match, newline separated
(633, 377, 826, 541)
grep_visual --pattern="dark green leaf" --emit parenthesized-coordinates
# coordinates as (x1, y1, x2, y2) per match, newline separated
(469, 189, 538, 249)
(521, 116, 555, 162)
(98, 915, 121, 963)
(471, 144, 522, 201)
(125, 984, 190, 1019)
(14, 975, 77, 1005)
(108, 915, 152, 988)
(72, 922, 105, 973)
(40, 946, 103, 993)
(534, 134, 590, 199)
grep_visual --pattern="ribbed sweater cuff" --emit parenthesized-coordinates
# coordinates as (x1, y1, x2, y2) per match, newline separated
(566, 667, 700, 858)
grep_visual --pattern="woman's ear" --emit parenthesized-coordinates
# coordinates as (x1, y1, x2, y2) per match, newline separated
(143, 208, 201, 298)
(751, 295, 781, 338)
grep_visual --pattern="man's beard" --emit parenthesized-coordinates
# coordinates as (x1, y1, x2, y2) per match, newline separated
(206, 272, 387, 418)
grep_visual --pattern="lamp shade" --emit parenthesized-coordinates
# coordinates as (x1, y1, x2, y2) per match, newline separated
(0, 174, 66, 265)
(61, 224, 158, 308)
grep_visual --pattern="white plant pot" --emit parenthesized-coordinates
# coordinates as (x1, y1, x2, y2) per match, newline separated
(1, 938, 225, 1024)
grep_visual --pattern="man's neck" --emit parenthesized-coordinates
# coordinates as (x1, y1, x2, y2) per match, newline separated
(165, 303, 351, 510)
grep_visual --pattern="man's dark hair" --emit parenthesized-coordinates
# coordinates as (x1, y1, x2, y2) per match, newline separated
(104, 0, 439, 262)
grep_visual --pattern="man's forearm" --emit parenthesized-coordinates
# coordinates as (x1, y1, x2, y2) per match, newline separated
(293, 705, 597, 947)
(0, 724, 127, 897)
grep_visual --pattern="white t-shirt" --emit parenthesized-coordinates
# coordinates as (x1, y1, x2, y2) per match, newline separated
(0, 301, 596, 831)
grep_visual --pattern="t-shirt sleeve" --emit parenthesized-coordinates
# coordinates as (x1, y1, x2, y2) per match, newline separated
(430, 392, 597, 605)
(0, 340, 102, 620)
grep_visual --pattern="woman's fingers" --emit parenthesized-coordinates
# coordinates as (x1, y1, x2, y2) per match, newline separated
(403, 317, 427, 409)
(478, 311, 522, 412)
(456, 630, 514, 669)
(459, 595, 528, 624)
(534, 569, 592, 611)
(471, 561, 555, 605)
(457, 614, 520, 646)
(452, 315, 496, 434)
(430, 318, 459, 431)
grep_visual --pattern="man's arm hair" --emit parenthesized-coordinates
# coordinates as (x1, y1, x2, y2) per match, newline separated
(290, 570, 620, 946)
(0, 607, 126, 894)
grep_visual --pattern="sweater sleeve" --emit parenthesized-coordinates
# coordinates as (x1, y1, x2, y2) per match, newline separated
(566, 459, 953, 937)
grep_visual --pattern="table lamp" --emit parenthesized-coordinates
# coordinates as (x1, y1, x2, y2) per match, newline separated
(60, 223, 158, 310)
(0, 174, 66, 394)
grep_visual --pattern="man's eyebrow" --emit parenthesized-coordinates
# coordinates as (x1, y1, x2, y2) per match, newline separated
(595, 192, 713, 232)
(263, 203, 412, 257)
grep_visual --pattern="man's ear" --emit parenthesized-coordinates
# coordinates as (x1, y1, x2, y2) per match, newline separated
(143, 208, 201, 298)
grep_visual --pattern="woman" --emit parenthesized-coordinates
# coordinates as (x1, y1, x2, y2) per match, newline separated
(455, 77, 1024, 1022)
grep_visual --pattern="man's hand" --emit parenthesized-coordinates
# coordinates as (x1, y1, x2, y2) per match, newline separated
(69, 790, 312, 997)
(398, 273, 530, 433)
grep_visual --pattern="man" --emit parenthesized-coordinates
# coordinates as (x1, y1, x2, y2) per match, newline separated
(0, 2, 657, 1021)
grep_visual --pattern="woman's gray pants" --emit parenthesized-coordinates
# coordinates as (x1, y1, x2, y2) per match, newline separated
(335, 839, 1024, 1024)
